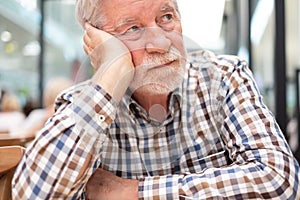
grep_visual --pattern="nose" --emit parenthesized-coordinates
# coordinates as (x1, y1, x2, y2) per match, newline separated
(144, 27, 171, 54)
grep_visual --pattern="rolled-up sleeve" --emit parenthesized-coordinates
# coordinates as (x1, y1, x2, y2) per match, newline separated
(12, 80, 117, 199)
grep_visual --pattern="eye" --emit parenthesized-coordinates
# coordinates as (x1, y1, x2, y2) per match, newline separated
(125, 25, 141, 34)
(161, 13, 173, 23)
(118, 24, 144, 41)
(157, 13, 177, 31)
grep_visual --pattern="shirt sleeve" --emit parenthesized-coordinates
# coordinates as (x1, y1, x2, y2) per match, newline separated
(12, 80, 118, 199)
(138, 57, 300, 199)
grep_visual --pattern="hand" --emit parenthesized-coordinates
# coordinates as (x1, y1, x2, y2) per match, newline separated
(85, 168, 138, 200)
(83, 23, 134, 102)
(83, 23, 131, 70)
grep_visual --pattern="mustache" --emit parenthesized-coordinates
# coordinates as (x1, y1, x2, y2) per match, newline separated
(138, 46, 183, 68)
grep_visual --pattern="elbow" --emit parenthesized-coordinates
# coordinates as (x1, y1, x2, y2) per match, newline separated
(260, 152, 300, 199)
(281, 157, 300, 198)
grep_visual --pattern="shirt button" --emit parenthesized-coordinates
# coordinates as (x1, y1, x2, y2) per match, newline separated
(98, 114, 106, 122)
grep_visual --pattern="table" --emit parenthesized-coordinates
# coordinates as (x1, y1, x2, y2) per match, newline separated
(0, 133, 35, 147)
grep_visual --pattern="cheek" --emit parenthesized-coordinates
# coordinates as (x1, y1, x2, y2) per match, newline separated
(130, 49, 145, 67)
(122, 40, 145, 67)
(121, 27, 185, 67)
(170, 25, 184, 46)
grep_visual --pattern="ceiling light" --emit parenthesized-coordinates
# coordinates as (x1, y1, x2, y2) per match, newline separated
(22, 41, 40, 56)
(4, 42, 17, 54)
(1, 31, 12, 42)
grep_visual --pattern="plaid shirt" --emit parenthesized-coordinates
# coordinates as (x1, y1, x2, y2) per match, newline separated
(12, 50, 300, 199)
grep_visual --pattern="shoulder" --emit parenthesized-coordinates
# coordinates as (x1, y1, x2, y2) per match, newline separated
(186, 50, 254, 88)
(187, 50, 248, 74)
(185, 50, 257, 97)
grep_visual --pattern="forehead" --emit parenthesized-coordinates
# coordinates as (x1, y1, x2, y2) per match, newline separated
(101, 0, 177, 27)
(102, 0, 175, 10)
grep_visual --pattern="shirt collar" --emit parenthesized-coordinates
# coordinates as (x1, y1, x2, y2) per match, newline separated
(119, 85, 183, 124)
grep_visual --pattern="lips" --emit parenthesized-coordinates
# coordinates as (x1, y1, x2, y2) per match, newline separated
(149, 59, 177, 70)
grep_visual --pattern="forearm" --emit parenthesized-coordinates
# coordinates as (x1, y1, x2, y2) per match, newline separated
(12, 81, 118, 199)
(86, 168, 139, 200)
(91, 54, 134, 103)
(138, 149, 300, 199)
(84, 23, 134, 103)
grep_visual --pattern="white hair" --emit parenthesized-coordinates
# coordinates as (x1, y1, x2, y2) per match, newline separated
(75, 0, 107, 28)
(75, 0, 179, 29)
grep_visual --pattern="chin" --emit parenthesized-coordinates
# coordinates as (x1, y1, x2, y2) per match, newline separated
(130, 79, 182, 96)
(129, 63, 185, 96)
(141, 84, 172, 95)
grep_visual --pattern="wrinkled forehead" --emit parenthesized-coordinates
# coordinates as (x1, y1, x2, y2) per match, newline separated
(101, 0, 179, 24)
(100, 0, 178, 14)
(76, 0, 179, 28)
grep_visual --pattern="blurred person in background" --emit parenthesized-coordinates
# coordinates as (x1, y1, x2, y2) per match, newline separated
(10, 77, 73, 137)
(0, 92, 25, 133)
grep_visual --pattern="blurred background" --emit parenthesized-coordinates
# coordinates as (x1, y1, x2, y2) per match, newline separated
(0, 0, 299, 159)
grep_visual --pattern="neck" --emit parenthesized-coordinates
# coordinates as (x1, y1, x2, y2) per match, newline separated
(133, 92, 169, 122)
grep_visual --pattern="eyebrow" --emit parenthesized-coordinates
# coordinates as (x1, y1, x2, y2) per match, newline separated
(161, 4, 175, 12)
(114, 3, 176, 30)
(116, 18, 137, 29)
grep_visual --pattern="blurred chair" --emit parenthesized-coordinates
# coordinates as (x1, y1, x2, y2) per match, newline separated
(0, 146, 25, 200)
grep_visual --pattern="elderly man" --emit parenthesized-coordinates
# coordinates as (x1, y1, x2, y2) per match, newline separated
(13, 0, 300, 199)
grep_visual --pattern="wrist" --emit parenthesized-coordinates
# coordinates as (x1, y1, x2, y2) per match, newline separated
(91, 55, 134, 102)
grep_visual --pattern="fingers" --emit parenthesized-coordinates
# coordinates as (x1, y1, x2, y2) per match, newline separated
(83, 23, 97, 55)
(84, 22, 94, 37)
(83, 43, 89, 55)
(85, 22, 115, 44)
(82, 22, 132, 73)
(83, 23, 110, 54)
(83, 31, 91, 55)
(83, 35, 91, 55)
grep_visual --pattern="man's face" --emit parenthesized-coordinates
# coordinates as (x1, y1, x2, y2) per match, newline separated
(101, 0, 186, 95)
